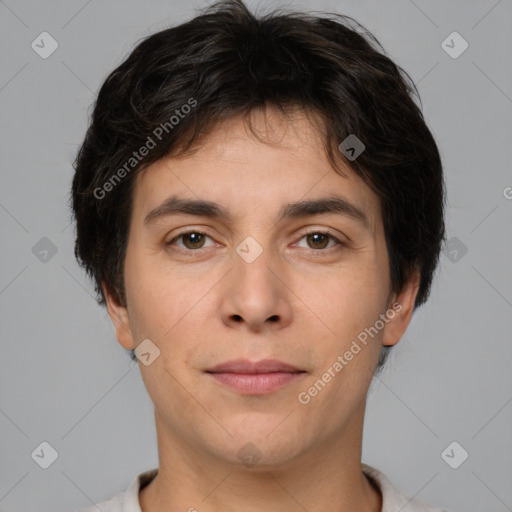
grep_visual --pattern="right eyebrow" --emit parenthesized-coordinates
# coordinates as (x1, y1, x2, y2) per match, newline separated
(144, 196, 231, 226)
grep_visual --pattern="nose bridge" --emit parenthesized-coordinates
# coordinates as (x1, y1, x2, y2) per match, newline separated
(231, 204, 278, 272)
(232, 232, 280, 295)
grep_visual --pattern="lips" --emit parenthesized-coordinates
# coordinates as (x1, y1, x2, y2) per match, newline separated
(206, 358, 303, 374)
(205, 359, 306, 395)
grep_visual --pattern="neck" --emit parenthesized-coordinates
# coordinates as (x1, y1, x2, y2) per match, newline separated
(139, 407, 382, 512)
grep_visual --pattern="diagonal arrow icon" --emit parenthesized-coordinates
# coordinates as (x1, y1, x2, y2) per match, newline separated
(135, 339, 161, 365)
(35, 39, 45, 48)
(338, 135, 365, 161)
(441, 32, 468, 59)
(31, 441, 58, 468)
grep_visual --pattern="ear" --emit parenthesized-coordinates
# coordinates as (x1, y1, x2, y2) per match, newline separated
(381, 269, 421, 347)
(102, 282, 136, 351)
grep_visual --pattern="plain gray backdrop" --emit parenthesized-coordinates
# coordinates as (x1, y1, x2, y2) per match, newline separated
(1, 0, 511, 511)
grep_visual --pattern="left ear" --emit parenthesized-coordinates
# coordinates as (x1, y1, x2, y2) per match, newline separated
(381, 269, 421, 347)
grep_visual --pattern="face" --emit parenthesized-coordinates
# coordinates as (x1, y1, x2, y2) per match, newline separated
(105, 107, 419, 468)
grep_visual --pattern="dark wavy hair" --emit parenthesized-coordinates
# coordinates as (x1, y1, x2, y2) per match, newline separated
(71, 0, 446, 371)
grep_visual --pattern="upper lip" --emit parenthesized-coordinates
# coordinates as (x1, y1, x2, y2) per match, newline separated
(206, 358, 304, 374)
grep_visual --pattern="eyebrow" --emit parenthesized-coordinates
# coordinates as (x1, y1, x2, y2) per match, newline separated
(144, 194, 370, 230)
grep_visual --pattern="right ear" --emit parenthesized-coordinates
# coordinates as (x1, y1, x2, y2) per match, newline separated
(102, 282, 136, 351)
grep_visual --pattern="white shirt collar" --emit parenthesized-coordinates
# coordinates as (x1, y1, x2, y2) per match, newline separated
(81, 464, 448, 512)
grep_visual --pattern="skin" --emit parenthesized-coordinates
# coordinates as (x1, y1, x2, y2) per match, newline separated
(104, 106, 420, 512)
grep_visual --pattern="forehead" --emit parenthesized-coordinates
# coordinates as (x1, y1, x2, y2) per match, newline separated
(132, 108, 381, 233)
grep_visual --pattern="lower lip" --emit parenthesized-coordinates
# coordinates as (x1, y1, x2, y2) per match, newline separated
(207, 372, 305, 394)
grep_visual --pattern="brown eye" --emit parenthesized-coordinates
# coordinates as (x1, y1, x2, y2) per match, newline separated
(296, 231, 341, 251)
(166, 230, 214, 251)
(306, 232, 330, 249)
(181, 232, 206, 249)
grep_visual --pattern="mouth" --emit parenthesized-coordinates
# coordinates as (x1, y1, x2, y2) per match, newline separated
(205, 358, 307, 395)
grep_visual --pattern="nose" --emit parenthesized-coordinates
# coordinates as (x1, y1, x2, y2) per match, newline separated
(219, 244, 294, 333)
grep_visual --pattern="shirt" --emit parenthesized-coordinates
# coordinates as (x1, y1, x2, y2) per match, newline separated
(73, 463, 450, 512)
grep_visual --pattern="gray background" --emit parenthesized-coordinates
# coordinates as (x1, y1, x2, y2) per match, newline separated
(1, 0, 511, 510)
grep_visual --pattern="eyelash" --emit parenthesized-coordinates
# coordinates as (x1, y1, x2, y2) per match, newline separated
(165, 228, 345, 256)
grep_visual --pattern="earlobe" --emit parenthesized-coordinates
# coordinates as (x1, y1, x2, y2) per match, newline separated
(381, 270, 421, 347)
(102, 282, 135, 350)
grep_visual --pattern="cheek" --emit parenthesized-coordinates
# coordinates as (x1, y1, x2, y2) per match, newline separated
(309, 277, 385, 399)
(125, 254, 214, 360)
(318, 266, 388, 335)
(124, 243, 181, 322)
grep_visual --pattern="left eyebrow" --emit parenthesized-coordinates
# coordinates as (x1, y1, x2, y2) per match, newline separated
(277, 196, 370, 231)
(144, 194, 371, 231)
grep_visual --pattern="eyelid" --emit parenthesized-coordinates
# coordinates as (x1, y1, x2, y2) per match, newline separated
(299, 226, 344, 239)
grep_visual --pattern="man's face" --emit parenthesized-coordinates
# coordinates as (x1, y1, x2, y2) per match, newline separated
(106, 107, 416, 467)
